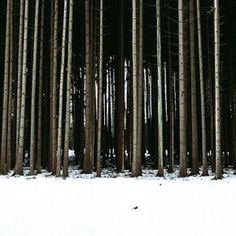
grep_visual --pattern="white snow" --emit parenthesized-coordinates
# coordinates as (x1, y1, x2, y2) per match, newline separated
(0, 169, 235, 236)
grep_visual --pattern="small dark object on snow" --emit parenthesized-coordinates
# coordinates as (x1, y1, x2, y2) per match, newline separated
(133, 206, 138, 210)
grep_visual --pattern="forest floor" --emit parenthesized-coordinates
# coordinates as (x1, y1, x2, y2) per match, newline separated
(0, 168, 235, 236)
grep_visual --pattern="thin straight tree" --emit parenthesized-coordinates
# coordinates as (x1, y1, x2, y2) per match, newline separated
(83, 0, 93, 173)
(96, 0, 103, 177)
(179, 0, 187, 177)
(50, 0, 58, 174)
(115, 0, 125, 173)
(15, 0, 29, 175)
(15, 0, 24, 158)
(56, 0, 68, 177)
(189, 0, 199, 175)
(37, 0, 45, 173)
(63, 0, 73, 177)
(30, 0, 40, 175)
(214, 0, 222, 179)
(196, 0, 208, 176)
(156, 0, 164, 177)
(132, 0, 141, 177)
(137, 0, 143, 175)
(167, 0, 174, 173)
(6, 0, 13, 172)
(0, 0, 10, 174)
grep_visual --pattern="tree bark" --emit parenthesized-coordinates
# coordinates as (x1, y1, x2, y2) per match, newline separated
(83, 0, 93, 173)
(189, 0, 199, 175)
(30, 0, 40, 175)
(179, 0, 187, 177)
(0, 0, 10, 174)
(214, 0, 222, 179)
(196, 0, 208, 176)
(156, 0, 164, 177)
(56, 0, 68, 177)
(37, 0, 45, 173)
(15, 0, 29, 175)
(63, 0, 73, 177)
(96, 0, 103, 177)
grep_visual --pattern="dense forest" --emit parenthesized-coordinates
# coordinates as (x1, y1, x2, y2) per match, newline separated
(0, 0, 236, 178)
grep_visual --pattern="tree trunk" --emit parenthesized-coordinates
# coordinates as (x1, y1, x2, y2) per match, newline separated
(30, 0, 40, 175)
(63, 0, 73, 178)
(156, 0, 164, 177)
(56, 0, 68, 177)
(83, 0, 93, 173)
(179, 0, 187, 177)
(0, 0, 10, 174)
(6, 0, 13, 172)
(131, 0, 141, 177)
(196, 0, 208, 176)
(15, 0, 24, 159)
(37, 0, 45, 173)
(214, 0, 222, 179)
(115, 0, 125, 173)
(96, 0, 103, 177)
(50, 0, 58, 174)
(189, 0, 199, 175)
(15, 0, 29, 175)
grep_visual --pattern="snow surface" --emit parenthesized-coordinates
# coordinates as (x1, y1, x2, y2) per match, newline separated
(0, 169, 236, 236)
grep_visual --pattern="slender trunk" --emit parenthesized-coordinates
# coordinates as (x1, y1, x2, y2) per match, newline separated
(96, 0, 103, 177)
(37, 0, 44, 173)
(56, 0, 68, 177)
(156, 0, 163, 177)
(15, 0, 24, 158)
(6, 0, 13, 172)
(179, 0, 187, 177)
(189, 0, 199, 175)
(30, 0, 40, 175)
(116, 0, 125, 173)
(84, 0, 93, 173)
(15, 0, 29, 175)
(63, 0, 73, 177)
(196, 0, 208, 176)
(50, 0, 58, 174)
(167, 0, 174, 172)
(1, 0, 10, 174)
(214, 0, 222, 179)
(137, 0, 143, 174)
(131, 0, 140, 177)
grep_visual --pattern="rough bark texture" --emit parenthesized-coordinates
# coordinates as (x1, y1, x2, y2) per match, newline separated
(179, 0, 187, 177)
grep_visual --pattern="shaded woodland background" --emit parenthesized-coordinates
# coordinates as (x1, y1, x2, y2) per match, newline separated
(1, 0, 236, 178)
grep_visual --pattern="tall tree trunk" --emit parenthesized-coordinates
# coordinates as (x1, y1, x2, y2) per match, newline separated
(167, 0, 174, 173)
(179, 0, 187, 177)
(214, 0, 222, 179)
(50, 0, 58, 174)
(115, 0, 125, 173)
(30, 0, 40, 175)
(0, 0, 10, 174)
(196, 0, 208, 176)
(15, 0, 24, 159)
(56, 0, 68, 177)
(83, 0, 93, 173)
(63, 0, 73, 177)
(131, 0, 141, 177)
(156, 0, 163, 177)
(137, 0, 143, 174)
(96, 0, 103, 177)
(15, 0, 29, 175)
(6, 0, 13, 172)
(189, 0, 199, 175)
(37, 0, 45, 173)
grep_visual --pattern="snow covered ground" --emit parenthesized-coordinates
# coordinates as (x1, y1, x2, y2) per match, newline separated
(0, 169, 235, 236)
